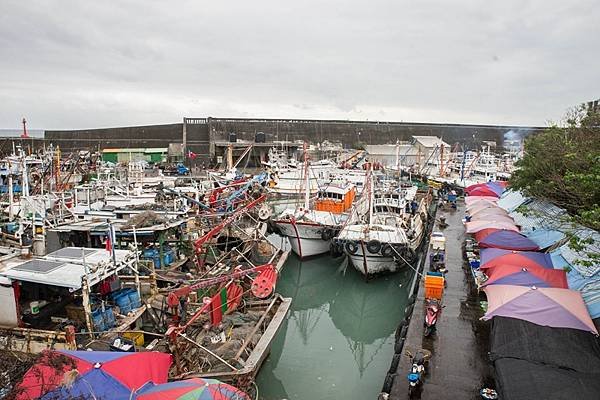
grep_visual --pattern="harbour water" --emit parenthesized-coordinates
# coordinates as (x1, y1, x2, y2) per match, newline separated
(256, 253, 413, 400)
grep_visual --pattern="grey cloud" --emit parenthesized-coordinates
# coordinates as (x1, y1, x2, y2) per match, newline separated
(0, 0, 599, 130)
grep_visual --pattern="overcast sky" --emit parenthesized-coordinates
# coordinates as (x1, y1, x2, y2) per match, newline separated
(1, 1, 598, 130)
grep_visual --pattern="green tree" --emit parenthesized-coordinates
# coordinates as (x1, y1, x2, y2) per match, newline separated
(510, 104, 600, 231)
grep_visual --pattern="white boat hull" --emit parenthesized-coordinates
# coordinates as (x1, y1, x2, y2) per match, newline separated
(348, 248, 400, 276)
(274, 220, 331, 258)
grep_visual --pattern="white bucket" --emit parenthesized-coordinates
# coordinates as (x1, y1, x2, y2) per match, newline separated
(30, 301, 40, 315)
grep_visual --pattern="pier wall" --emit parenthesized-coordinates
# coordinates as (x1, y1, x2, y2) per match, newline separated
(1, 118, 542, 159)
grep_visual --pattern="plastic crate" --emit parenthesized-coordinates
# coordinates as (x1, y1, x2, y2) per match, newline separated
(424, 274, 445, 300)
(125, 288, 142, 309)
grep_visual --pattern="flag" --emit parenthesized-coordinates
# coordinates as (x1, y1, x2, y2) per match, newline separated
(210, 284, 243, 325)
(105, 233, 112, 252)
(187, 150, 197, 159)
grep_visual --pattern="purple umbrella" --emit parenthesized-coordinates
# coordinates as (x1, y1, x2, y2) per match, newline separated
(479, 230, 539, 251)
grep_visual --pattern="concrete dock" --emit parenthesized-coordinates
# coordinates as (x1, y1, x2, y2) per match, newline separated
(390, 201, 494, 399)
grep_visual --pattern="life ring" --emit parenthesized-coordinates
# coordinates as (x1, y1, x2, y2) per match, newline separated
(257, 205, 271, 221)
(345, 241, 358, 255)
(380, 244, 394, 258)
(321, 228, 334, 241)
(366, 239, 381, 254)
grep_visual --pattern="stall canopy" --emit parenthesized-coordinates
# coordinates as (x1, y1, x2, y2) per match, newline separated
(466, 220, 519, 234)
(478, 230, 539, 251)
(470, 207, 509, 218)
(467, 186, 501, 198)
(470, 214, 516, 224)
(465, 196, 498, 206)
(483, 285, 598, 334)
(17, 350, 172, 400)
(482, 265, 568, 288)
(136, 378, 249, 400)
(480, 249, 554, 270)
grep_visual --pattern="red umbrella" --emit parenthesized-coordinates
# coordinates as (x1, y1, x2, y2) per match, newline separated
(482, 265, 568, 288)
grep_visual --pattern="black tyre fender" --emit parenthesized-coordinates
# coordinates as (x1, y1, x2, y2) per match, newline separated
(366, 239, 381, 254)
(388, 353, 402, 374)
(380, 243, 395, 257)
(381, 373, 395, 394)
(394, 320, 407, 341)
(345, 241, 358, 255)
(394, 337, 405, 354)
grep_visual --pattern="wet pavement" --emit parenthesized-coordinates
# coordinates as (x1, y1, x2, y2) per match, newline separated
(390, 201, 494, 400)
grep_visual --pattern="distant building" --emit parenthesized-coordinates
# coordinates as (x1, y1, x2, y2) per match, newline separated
(366, 135, 450, 167)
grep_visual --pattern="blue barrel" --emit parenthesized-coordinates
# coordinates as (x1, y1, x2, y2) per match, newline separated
(143, 248, 157, 259)
(114, 291, 132, 314)
(91, 309, 106, 332)
(125, 288, 141, 309)
(103, 307, 116, 328)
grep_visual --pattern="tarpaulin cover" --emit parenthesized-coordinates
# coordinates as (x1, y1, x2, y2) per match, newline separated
(491, 317, 600, 400)
(17, 350, 172, 400)
(466, 220, 518, 233)
(136, 377, 249, 400)
(465, 196, 498, 205)
(483, 285, 598, 334)
(478, 230, 539, 251)
(490, 316, 600, 373)
(480, 248, 553, 270)
(494, 357, 600, 400)
(482, 264, 568, 288)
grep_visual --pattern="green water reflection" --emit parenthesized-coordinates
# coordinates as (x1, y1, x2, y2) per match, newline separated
(256, 255, 412, 400)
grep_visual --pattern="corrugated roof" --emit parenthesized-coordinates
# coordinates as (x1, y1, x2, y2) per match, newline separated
(525, 229, 566, 250)
(497, 190, 528, 212)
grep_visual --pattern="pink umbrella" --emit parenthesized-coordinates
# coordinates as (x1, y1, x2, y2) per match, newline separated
(466, 199, 498, 211)
(482, 285, 597, 334)
(465, 196, 498, 206)
(470, 214, 515, 224)
(466, 220, 519, 233)
(470, 207, 508, 218)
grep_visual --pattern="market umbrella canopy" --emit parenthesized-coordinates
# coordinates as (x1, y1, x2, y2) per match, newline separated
(474, 228, 501, 242)
(136, 378, 249, 400)
(469, 207, 508, 218)
(16, 351, 172, 400)
(466, 220, 519, 233)
(470, 214, 516, 224)
(466, 199, 498, 212)
(485, 181, 506, 197)
(465, 196, 499, 205)
(478, 230, 540, 251)
(482, 265, 568, 288)
(467, 186, 501, 197)
(482, 285, 598, 334)
(480, 249, 554, 270)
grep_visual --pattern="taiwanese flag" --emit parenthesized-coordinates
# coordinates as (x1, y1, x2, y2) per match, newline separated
(187, 151, 198, 159)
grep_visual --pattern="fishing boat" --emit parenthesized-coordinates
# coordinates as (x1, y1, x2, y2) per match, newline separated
(335, 171, 429, 276)
(272, 147, 356, 258)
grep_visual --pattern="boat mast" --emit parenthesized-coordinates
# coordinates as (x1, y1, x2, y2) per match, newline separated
(303, 142, 310, 210)
(367, 163, 373, 226)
